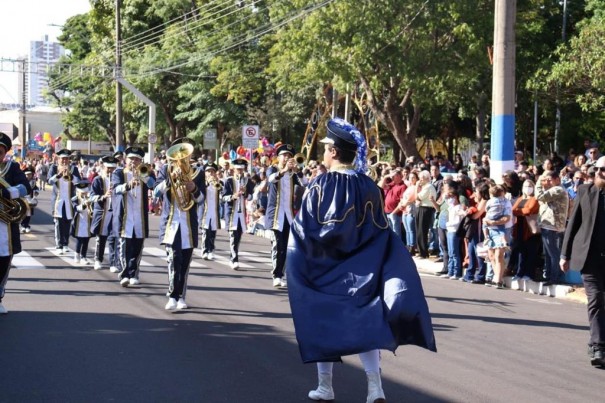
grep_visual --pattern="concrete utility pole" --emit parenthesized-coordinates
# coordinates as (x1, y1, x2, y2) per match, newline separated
(115, 0, 123, 151)
(554, 0, 568, 154)
(18, 59, 26, 159)
(490, 0, 516, 181)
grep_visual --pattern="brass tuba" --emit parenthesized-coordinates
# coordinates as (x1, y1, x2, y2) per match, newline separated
(0, 162, 28, 224)
(166, 142, 195, 211)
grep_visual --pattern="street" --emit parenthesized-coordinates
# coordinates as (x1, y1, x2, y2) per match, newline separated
(0, 189, 602, 403)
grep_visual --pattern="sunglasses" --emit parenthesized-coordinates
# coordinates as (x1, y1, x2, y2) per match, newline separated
(598, 167, 605, 173)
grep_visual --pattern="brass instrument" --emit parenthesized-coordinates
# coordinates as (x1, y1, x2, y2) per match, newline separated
(130, 162, 151, 198)
(0, 162, 28, 224)
(293, 153, 306, 170)
(166, 143, 195, 211)
(58, 161, 72, 180)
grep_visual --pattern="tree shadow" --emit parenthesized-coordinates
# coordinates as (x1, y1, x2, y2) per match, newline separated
(0, 311, 447, 402)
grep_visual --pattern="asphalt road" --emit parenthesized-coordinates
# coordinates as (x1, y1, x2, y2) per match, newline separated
(0, 189, 602, 402)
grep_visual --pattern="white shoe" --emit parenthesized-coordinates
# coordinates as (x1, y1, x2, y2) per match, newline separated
(201, 253, 208, 260)
(176, 299, 188, 310)
(20, 226, 26, 234)
(279, 278, 287, 288)
(120, 277, 130, 287)
(129, 278, 140, 286)
(231, 261, 239, 270)
(94, 261, 102, 270)
(207, 252, 214, 260)
(25, 227, 31, 233)
(0, 303, 7, 314)
(366, 372, 385, 403)
(308, 373, 334, 401)
(81, 258, 91, 265)
(109, 266, 120, 273)
(165, 298, 178, 310)
(273, 278, 281, 288)
(63, 246, 69, 254)
(73, 253, 81, 264)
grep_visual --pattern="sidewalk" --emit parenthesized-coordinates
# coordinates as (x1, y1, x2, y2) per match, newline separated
(413, 256, 587, 304)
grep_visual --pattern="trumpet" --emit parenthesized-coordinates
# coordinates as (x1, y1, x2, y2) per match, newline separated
(59, 161, 72, 180)
(0, 162, 28, 224)
(130, 162, 151, 198)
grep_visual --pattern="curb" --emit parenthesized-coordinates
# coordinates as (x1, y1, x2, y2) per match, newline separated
(413, 256, 587, 305)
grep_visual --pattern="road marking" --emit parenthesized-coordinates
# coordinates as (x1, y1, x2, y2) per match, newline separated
(144, 247, 207, 268)
(524, 298, 563, 305)
(12, 251, 45, 269)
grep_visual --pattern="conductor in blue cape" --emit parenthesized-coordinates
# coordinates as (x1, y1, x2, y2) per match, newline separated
(287, 118, 436, 403)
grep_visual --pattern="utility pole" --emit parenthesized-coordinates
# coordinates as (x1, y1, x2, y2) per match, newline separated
(490, 0, 517, 181)
(18, 59, 26, 160)
(554, 0, 568, 154)
(115, 0, 123, 151)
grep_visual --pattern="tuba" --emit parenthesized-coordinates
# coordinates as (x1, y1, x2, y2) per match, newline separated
(0, 162, 28, 224)
(166, 143, 195, 211)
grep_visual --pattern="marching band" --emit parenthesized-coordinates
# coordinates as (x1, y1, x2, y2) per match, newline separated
(0, 134, 307, 311)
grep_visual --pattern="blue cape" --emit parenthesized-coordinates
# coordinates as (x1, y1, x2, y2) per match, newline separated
(287, 170, 436, 363)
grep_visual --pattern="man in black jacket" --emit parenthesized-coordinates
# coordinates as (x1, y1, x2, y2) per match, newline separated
(561, 156, 605, 367)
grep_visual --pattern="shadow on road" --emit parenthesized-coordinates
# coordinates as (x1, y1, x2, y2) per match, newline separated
(0, 311, 447, 402)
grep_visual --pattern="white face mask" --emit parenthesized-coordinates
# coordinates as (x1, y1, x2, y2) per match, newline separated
(524, 186, 534, 195)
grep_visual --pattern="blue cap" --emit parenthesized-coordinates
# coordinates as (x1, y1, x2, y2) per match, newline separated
(125, 146, 145, 159)
(275, 144, 296, 156)
(0, 132, 12, 151)
(56, 149, 71, 157)
(320, 119, 359, 152)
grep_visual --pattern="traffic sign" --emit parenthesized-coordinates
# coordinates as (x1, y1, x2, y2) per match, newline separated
(148, 133, 157, 144)
(204, 128, 218, 149)
(242, 125, 259, 149)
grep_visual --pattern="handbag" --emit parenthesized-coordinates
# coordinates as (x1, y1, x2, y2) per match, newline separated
(476, 241, 489, 258)
(525, 214, 540, 234)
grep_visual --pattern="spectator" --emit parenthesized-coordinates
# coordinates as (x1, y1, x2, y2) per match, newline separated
(483, 184, 513, 289)
(536, 171, 569, 285)
(587, 146, 601, 165)
(415, 170, 437, 259)
(379, 169, 407, 239)
(574, 153, 588, 169)
(511, 179, 541, 281)
(400, 172, 418, 254)
(444, 181, 466, 280)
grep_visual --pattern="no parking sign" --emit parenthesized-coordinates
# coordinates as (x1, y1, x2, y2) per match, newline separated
(242, 125, 259, 149)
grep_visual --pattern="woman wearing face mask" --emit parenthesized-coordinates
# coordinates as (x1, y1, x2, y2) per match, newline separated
(511, 180, 541, 281)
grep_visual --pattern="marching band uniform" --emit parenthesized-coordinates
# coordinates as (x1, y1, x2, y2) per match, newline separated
(200, 163, 222, 260)
(0, 132, 31, 314)
(90, 156, 119, 271)
(111, 147, 156, 287)
(221, 159, 254, 270)
(48, 149, 81, 254)
(21, 168, 39, 233)
(155, 138, 205, 310)
(71, 181, 93, 265)
(266, 144, 301, 288)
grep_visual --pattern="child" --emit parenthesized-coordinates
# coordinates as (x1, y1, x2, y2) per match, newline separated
(483, 184, 507, 236)
(71, 181, 93, 265)
(21, 168, 39, 233)
(444, 182, 466, 279)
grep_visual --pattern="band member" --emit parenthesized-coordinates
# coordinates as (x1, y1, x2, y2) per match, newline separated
(0, 132, 31, 314)
(48, 149, 81, 254)
(113, 150, 125, 167)
(266, 144, 301, 288)
(200, 163, 221, 260)
(222, 158, 254, 270)
(71, 181, 93, 265)
(90, 156, 119, 271)
(21, 167, 39, 234)
(287, 119, 435, 402)
(155, 138, 205, 310)
(112, 147, 156, 287)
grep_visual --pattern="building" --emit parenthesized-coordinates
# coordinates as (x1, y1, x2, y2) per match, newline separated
(28, 35, 65, 106)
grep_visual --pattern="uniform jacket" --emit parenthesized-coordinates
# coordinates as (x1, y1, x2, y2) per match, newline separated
(201, 179, 223, 230)
(561, 183, 604, 271)
(0, 162, 31, 256)
(111, 167, 156, 238)
(90, 174, 113, 236)
(266, 165, 301, 230)
(70, 194, 92, 238)
(155, 164, 205, 248)
(222, 175, 254, 230)
(48, 163, 81, 218)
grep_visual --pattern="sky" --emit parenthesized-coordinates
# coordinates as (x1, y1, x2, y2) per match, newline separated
(0, 0, 92, 104)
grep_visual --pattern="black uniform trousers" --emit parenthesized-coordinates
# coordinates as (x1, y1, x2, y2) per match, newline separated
(74, 237, 90, 258)
(167, 229, 194, 299)
(119, 230, 145, 280)
(201, 228, 217, 254)
(95, 234, 119, 267)
(0, 255, 13, 302)
(229, 222, 244, 263)
(54, 205, 72, 248)
(271, 220, 290, 279)
(415, 206, 435, 258)
(582, 255, 605, 348)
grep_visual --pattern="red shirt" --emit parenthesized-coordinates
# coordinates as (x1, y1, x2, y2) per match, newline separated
(383, 182, 407, 215)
